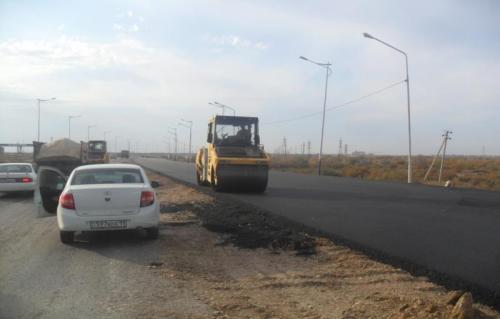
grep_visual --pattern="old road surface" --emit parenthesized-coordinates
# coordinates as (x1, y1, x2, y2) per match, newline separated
(0, 192, 209, 319)
(135, 157, 500, 295)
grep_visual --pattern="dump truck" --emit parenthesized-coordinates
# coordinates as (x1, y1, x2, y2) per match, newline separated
(120, 150, 130, 159)
(32, 138, 89, 215)
(195, 115, 270, 192)
(33, 139, 89, 175)
(32, 138, 111, 216)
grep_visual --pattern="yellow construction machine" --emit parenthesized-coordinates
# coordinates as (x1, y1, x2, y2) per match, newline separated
(195, 115, 270, 192)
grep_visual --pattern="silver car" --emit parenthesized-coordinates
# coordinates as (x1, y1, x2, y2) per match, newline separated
(0, 163, 37, 193)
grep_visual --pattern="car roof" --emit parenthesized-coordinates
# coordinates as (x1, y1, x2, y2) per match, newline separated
(0, 163, 33, 166)
(74, 163, 141, 171)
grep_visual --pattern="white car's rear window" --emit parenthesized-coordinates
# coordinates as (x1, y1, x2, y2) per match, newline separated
(71, 168, 144, 185)
(0, 165, 32, 173)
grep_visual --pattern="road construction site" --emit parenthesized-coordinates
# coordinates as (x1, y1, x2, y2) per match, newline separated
(1, 168, 499, 319)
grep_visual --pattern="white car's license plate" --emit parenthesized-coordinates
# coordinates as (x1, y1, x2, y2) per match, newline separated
(0, 178, 16, 183)
(89, 220, 128, 230)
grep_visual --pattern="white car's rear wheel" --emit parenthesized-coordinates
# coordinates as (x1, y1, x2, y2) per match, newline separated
(60, 231, 74, 244)
(146, 227, 159, 240)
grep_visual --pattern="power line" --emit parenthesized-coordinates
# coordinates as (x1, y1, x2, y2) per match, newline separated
(263, 79, 406, 125)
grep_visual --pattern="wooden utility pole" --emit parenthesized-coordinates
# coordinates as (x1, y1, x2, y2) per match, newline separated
(338, 138, 343, 157)
(423, 130, 452, 182)
(438, 130, 453, 183)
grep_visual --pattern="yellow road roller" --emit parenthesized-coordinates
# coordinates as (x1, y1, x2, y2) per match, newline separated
(195, 115, 270, 192)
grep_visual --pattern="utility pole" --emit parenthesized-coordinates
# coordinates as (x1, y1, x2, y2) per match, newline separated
(283, 137, 287, 156)
(424, 134, 446, 182)
(302, 142, 305, 155)
(169, 128, 178, 160)
(114, 136, 120, 153)
(307, 140, 311, 157)
(36, 97, 56, 142)
(87, 125, 96, 141)
(103, 131, 111, 141)
(179, 119, 193, 162)
(344, 144, 348, 156)
(438, 130, 453, 183)
(338, 138, 343, 157)
(68, 115, 81, 139)
(299, 56, 332, 175)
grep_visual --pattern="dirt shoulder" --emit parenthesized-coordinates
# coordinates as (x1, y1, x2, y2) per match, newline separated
(145, 171, 499, 319)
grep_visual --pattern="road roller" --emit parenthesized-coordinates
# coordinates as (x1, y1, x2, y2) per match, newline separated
(195, 115, 270, 192)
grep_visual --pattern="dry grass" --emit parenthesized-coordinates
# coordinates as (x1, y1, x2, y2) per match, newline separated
(270, 154, 500, 192)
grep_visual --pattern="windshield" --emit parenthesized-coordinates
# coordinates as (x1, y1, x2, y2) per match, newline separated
(215, 119, 258, 147)
(71, 168, 143, 185)
(88, 142, 106, 152)
(0, 165, 32, 173)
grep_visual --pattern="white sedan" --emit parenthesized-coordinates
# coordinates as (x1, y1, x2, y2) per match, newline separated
(0, 163, 37, 193)
(37, 163, 160, 244)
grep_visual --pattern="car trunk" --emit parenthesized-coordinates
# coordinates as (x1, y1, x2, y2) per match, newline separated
(0, 172, 31, 183)
(72, 184, 144, 217)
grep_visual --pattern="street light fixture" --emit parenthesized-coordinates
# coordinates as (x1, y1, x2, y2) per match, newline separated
(299, 55, 332, 176)
(209, 101, 236, 116)
(363, 32, 413, 183)
(68, 115, 81, 140)
(87, 125, 96, 141)
(179, 119, 193, 162)
(36, 97, 56, 142)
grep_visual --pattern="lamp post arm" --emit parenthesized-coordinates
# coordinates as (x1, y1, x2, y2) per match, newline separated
(369, 36, 407, 56)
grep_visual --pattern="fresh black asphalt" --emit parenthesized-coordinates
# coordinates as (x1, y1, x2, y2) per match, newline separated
(136, 157, 500, 295)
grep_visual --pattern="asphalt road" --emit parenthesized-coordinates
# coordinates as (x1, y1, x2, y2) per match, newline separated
(0, 192, 207, 319)
(135, 157, 500, 294)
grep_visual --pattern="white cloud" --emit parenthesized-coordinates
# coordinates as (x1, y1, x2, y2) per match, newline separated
(131, 24, 139, 32)
(127, 10, 133, 18)
(204, 34, 269, 51)
(113, 23, 124, 31)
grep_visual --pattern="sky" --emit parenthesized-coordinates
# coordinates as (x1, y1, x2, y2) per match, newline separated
(0, 0, 499, 155)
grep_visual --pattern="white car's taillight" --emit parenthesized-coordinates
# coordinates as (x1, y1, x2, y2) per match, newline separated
(140, 191, 155, 207)
(59, 192, 75, 210)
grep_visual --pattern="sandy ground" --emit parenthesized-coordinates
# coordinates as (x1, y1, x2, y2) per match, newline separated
(145, 172, 500, 319)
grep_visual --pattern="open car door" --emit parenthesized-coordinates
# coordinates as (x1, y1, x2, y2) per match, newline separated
(34, 166, 67, 217)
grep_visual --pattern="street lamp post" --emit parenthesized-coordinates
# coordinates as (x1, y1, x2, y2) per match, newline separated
(179, 119, 193, 162)
(68, 115, 81, 139)
(299, 56, 332, 176)
(363, 32, 413, 183)
(103, 131, 111, 152)
(114, 136, 120, 153)
(103, 131, 111, 141)
(37, 97, 56, 142)
(209, 101, 236, 115)
(87, 125, 96, 141)
(168, 128, 178, 160)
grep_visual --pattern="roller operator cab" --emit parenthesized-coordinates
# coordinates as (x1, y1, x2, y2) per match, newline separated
(195, 115, 270, 192)
(87, 140, 109, 164)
